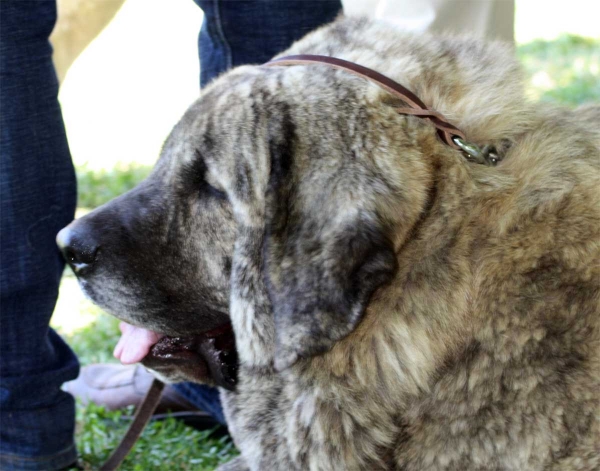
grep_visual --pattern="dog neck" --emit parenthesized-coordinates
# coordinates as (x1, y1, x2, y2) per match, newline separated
(304, 143, 477, 390)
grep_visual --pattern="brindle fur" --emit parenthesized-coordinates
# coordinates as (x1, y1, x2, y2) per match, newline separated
(73, 17, 600, 471)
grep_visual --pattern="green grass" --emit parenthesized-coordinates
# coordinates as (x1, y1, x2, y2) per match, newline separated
(61, 34, 599, 470)
(75, 404, 236, 471)
(76, 164, 152, 209)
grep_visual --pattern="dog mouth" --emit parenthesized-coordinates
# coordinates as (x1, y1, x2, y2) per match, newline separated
(114, 323, 167, 364)
(113, 322, 238, 390)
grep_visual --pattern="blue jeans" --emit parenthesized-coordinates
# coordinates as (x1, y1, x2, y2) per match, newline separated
(195, 0, 343, 87)
(0, 0, 341, 468)
(0, 1, 79, 470)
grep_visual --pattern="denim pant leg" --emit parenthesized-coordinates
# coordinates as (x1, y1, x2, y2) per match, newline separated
(195, 0, 343, 87)
(0, 1, 79, 469)
(173, 0, 342, 425)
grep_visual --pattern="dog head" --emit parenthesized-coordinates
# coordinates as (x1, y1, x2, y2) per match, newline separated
(57, 48, 452, 381)
(56, 61, 439, 379)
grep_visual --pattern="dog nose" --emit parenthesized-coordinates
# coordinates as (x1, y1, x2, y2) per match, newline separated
(56, 223, 99, 271)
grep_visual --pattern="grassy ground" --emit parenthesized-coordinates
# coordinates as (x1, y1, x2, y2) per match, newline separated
(53, 35, 599, 470)
(76, 401, 236, 470)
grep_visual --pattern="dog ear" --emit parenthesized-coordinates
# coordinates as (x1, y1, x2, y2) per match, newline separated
(263, 175, 398, 370)
(257, 100, 398, 370)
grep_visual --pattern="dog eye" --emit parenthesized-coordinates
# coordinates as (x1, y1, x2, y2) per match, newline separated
(187, 150, 227, 200)
(201, 182, 227, 200)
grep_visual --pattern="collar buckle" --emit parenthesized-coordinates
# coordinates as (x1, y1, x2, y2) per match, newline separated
(452, 137, 500, 166)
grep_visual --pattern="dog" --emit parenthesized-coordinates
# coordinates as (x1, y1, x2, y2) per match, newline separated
(57, 17, 600, 470)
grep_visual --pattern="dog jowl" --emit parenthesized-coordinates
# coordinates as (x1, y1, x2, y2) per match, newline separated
(56, 109, 241, 385)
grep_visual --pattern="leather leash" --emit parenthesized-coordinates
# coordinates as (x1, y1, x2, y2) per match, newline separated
(99, 379, 165, 471)
(265, 55, 500, 166)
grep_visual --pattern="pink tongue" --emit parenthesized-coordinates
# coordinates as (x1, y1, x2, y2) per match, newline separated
(113, 322, 164, 365)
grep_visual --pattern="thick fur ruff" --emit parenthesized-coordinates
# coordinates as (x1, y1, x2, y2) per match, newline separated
(73, 17, 599, 471)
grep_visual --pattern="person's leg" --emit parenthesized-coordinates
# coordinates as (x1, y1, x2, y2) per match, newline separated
(172, 0, 343, 417)
(194, 0, 343, 87)
(0, 1, 79, 470)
